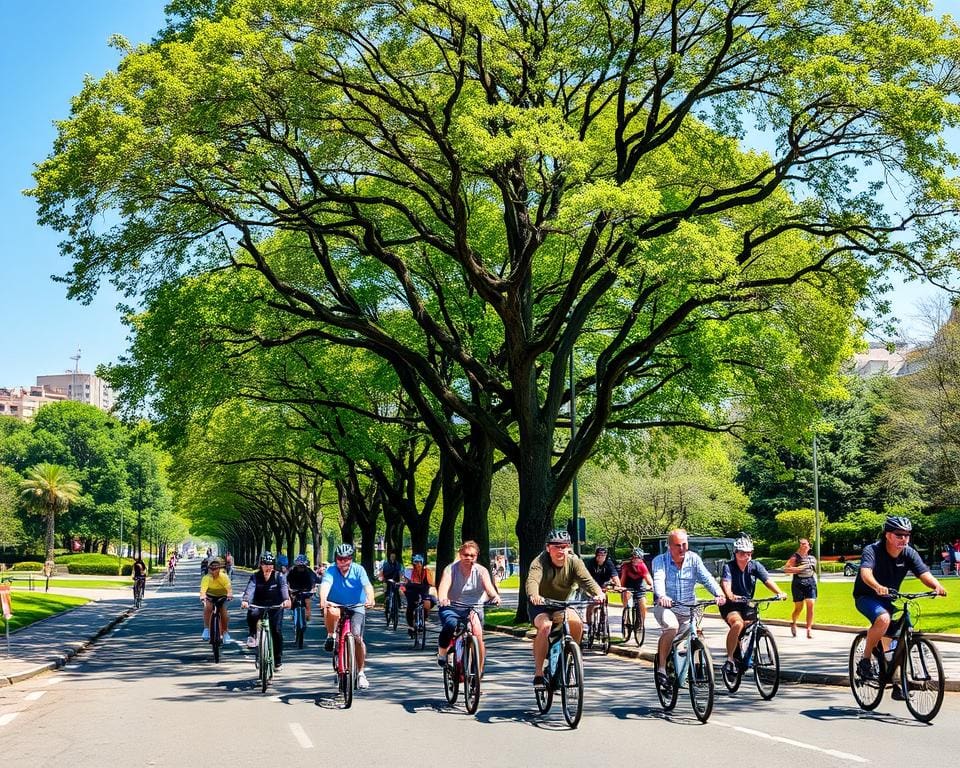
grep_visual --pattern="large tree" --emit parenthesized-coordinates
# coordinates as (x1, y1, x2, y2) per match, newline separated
(19, 463, 82, 562)
(31, 0, 960, 615)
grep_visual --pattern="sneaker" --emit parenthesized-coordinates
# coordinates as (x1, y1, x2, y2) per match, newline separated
(722, 660, 737, 677)
(222, 633, 232, 643)
(357, 671, 369, 689)
(857, 658, 876, 681)
(246, 636, 257, 648)
(437, 653, 447, 668)
(655, 671, 671, 691)
(274, 663, 283, 672)
(408, 626, 415, 638)
(201, 628, 210, 641)
(533, 675, 547, 691)
(324, 636, 334, 652)
(891, 685, 906, 701)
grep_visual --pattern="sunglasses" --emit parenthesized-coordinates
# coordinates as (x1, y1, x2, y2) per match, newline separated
(890, 532, 911, 539)
(335, 556, 352, 562)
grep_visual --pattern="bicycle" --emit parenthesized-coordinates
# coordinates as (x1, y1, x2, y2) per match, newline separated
(409, 593, 428, 650)
(328, 602, 365, 708)
(132, 576, 145, 609)
(442, 601, 490, 715)
(849, 590, 945, 722)
(583, 586, 614, 654)
(248, 603, 282, 693)
(167, 566, 176, 586)
(290, 589, 311, 649)
(205, 595, 231, 663)
(383, 580, 401, 631)
(654, 599, 717, 723)
(719, 596, 783, 700)
(534, 599, 591, 729)
(621, 586, 648, 647)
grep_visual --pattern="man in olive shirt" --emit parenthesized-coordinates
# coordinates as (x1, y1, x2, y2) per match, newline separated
(526, 529, 603, 689)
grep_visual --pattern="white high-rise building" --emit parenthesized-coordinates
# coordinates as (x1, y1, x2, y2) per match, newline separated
(35, 371, 115, 412)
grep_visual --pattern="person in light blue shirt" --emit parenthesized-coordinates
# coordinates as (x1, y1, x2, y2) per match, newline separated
(652, 528, 725, 690)
(319, 543, 376, 689)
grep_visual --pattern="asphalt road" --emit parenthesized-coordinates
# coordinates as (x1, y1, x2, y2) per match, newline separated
(0, 565, 956, 766)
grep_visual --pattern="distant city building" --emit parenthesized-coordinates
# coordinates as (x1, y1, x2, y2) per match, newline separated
(0, 385, 69, 420)
(35, 371, 115, 412)
(848, 343, 921, 378)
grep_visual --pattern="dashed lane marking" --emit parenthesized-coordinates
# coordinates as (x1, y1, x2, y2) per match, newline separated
(0, 713, 18, 726)
(25, 691, 45, 702)
(715, 722, 869, 763)
(289, 722, 313, 749)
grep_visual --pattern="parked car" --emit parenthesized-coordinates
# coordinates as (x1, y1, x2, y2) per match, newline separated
(843, 560, 860, 577)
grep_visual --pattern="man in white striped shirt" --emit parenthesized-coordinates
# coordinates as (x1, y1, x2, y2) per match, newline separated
(652, 528, 725, 690)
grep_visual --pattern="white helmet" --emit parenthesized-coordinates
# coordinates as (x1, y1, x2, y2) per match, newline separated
(733, 536, 754, 553)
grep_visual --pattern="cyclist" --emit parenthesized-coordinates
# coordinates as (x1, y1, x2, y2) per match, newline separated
(402, 553, 437, 635)
(224, 551, 234, 576)
(200, 557, 234, 643)
(379, 551, 404, 616)
(241, 552, 291, 670)
(652, 528, 725, 691)
(167, 553, 177, 583)
(719, 536, 786, 676)
(583, 546, 621, 626)
(199, 554, 209, 577)
(286, 554, 318, 621)
(526, 529, 603, 690)
(277, 553, 289, 574)
(132, 556, 147, 599)
(437, 540, 501, 675)
(319, 543, 375, 689)
(853, 516, 947, 695)
(619, 546, 653, 627)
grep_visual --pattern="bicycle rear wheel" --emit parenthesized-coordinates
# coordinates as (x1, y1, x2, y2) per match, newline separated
(901, 635, 944, 722)
(688, 639, 715, 723)
(559, 640, 584, 728)
(753, 625, 780, 700)
(340, 633, 356, 708)
(721, 648, 743, 693)
(443, 648, 459, 704)
(849, 630, 884, 710)
(463, 635, 481, 714)
(655, 651, 679, 711)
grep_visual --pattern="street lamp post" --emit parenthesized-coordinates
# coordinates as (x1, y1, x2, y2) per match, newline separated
(813, 433, 821, 582)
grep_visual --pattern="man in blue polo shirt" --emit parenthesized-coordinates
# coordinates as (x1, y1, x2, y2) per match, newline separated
(320, 543, 376, 689)
(853, 516, 947, 689)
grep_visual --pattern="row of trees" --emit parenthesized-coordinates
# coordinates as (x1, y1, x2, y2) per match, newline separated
(0, 402, 185, 564)
(28, 0, 960, 617)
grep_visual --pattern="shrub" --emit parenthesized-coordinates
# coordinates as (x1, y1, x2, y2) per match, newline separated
(10, 561, 44, 571)
(820, 561, 845, 573)
(769, 539, 801, 559)
(55, 553, 124, 575)
(755, 558, 786, 570)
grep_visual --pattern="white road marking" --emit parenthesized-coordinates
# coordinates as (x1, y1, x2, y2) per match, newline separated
(45, 677, 64, 685)
(25, 691, 46, 701)
(0, 713, 18, 726)
(716, 723, 869, 763)
(288, 722, 313, 749)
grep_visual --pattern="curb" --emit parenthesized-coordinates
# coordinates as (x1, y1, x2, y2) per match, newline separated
(0, 607, 133, 688)
(484, 623, 960, 692)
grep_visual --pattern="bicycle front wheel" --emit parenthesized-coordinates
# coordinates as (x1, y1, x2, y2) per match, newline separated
(211, 615, 221, 664)
(389, 593, 399, 630)
(849, 630, 884, 710)
(599, 608, 611, 655)
(535, 658, 554, 714)
(463, 635, 481, 714)
(443, 650, 459, 705)
(655, 651, 678, 711)
(633, 605, 645, 647)
(901, 635, 944, 723)
(621, 605, 631, 641)
(341, 633, 356, 708)
(688, 639, 715, 723)
(258, 630, 271, 693)
(753, 625, 780, 700)
(294, 608, 305, 649)
(559, 640, 584, 728)
(415, 609, 427, 650)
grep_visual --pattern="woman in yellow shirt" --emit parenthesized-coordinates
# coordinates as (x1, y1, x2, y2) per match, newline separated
(200, 558, 234, 642)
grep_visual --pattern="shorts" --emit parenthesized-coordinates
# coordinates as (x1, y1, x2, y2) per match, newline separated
(791, 578, 817, 601)
(529, 603, 578, 623)
(719, 602, 757, 622)
(855, 595, 896, 632)
(653, 605, 693, 635)
(339, 607, 367, 638)
(622, 578, 648, 595)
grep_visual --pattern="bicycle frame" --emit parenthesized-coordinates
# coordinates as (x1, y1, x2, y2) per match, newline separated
(536, 599, 591, 728)
(248, 603, 281, 692)
(442, 601, 489, 715)
(656, 599, 717, 723)
(328, 602, 364, 708)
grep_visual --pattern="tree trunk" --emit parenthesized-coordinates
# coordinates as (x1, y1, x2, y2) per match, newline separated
(436, 454, 463, 576)
(45, 508, 56, 563)
(461, 427, 494, 569)
(513, 439, 557, 623)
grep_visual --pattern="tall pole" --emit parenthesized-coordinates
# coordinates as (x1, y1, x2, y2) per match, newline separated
(569, 343, 581, 556)
(69, 348, 81, 402)
(813, 433, 821, 582)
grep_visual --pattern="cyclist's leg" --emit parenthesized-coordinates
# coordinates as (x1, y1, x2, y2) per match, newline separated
(219, 602, 230, 636)
(653, 605, 679, 674)
(638, 592, 648, 621)
(437, 606, 460, 662)
(531, 607, 554, 681)
(202, 600, 214, 635)
(324, 604, 340, 643)
(246, 608, 259, 644)
(468, 610, 486, 674)
(269, 608, 284, 665)
(350, 610, 367, 671)
(405, 596, 415, 629)
(566, 607, 585, 644)
(723, 609, 745, 662)
(855, 595, 892, 661)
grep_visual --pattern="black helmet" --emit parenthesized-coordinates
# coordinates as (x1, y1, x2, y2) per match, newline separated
(259, 551, 275, 565)
(594, 546, 607, 555)
(884, 516, 913, 533)
(546, 529, 571, 545)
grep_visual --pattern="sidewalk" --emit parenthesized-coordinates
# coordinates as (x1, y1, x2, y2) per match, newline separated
(489, 615, 960, 691)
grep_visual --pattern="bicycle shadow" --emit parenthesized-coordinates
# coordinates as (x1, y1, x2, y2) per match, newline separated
(801, 705, 936, 727)
(609, 704, 707, 724)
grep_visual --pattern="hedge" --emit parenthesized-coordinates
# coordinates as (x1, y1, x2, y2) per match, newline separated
(55, 553, 128, 575)
(10, 561, 44, 571)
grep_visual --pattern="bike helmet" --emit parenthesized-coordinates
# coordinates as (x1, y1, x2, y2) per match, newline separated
(595, 546, 608, 555)
(631, 547, 645, 558)
(546, 529, 571, 545)
(884, 515, 912, 533)
(733, 536, 754, 553)
(294, 554, 309, 566)
(259, 551, 275, 564)
(412, 553, 425, 565)
(208, 557, 222, 568)
(277, 554, 289, 567)
(334, 543, 355, 559)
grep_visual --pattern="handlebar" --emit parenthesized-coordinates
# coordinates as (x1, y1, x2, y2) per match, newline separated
(733, 596, 787, 605)
(541, 598, 598, 608)
(888, 590, 940, 600)
(324, 602, 366, 609)
(246, 603, 285, 610)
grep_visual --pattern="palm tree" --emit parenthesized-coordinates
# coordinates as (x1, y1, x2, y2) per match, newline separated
(20, 463, 82, 563)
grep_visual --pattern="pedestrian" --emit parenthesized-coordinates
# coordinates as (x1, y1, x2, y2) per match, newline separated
(952, 539, 960, 576)
(784, 538, 817, 638)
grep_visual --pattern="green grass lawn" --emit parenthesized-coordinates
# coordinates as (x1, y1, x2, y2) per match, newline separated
(4, 592, 89, 632)
(4, 577, 129, 590)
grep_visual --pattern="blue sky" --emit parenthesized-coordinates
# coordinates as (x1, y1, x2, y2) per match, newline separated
(0, 1, 957, 388)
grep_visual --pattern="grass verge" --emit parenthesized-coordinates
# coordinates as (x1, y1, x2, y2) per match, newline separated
(4, 592, 89, 632)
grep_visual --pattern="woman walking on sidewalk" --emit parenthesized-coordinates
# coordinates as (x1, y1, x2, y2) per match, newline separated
(785, 538, 817, 638)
